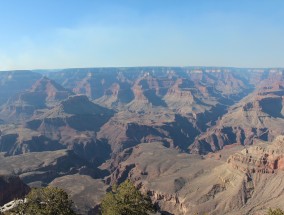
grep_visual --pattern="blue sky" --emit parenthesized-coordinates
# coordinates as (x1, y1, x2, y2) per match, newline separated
(0, 0, 283, 70)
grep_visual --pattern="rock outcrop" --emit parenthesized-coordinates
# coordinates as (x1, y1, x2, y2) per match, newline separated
(228, 136, 284, 174)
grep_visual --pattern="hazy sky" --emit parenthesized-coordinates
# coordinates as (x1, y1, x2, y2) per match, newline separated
(0, 0, 284, 70)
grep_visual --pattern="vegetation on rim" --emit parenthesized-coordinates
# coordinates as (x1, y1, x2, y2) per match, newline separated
(4, 187, 76, 215)
(100, 179, 155, 215)
(267, 208, 284, 215)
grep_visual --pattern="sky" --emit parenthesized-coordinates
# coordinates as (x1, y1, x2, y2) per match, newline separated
(0, 0, 284, 70)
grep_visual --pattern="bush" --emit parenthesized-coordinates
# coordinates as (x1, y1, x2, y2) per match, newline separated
(6, 187, 77, 215)
(100, 179, 155, 215)
(267, 208, 284, 215)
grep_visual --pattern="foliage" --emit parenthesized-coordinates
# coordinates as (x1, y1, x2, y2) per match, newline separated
(6, 187, 77, 215)
(267, 208, 284, 215)
(100, 179, 155, 215)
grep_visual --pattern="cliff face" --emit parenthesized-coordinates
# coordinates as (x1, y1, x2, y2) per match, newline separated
(104, 137, 284, 215)
(228, 136, 284, 174)
(191, 76, 284, 154)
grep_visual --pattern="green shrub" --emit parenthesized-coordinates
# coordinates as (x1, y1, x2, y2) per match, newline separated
(267, 208, 284, 215)
(6, 187, 76, 215)
(100, 179, 155, 215)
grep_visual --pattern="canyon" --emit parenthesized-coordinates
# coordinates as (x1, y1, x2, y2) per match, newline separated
(0, 67, 283, 214)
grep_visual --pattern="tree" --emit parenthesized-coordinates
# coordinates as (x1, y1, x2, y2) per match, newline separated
(6, 187, 77, 215)
(100, 179, 155, 215)
(267, 208, 284, 215)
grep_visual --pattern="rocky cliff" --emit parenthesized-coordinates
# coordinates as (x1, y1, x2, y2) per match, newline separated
(228, 136, 284, 174)
(191, 74, 284, 154)
(105, 136, 284, 215)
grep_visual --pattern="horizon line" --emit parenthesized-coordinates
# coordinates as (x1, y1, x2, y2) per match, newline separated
(1, 65, 284, 72)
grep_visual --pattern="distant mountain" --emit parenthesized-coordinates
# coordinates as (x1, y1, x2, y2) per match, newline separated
(46, 68, 259, 153)
(0, 77, 73, 123)
(190, 73, 284, 154)
(0, 71, 42, 105)
(29, 94, 114, 131)
(30, 76, 73, 103)
(25, 95, 114, 165)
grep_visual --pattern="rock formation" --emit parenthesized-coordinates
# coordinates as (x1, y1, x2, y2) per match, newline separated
(228, 136, 284, 174)
(0, 71, 42, 106)
(0, 77, 72, 123)
(191, 74, 284, 154)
